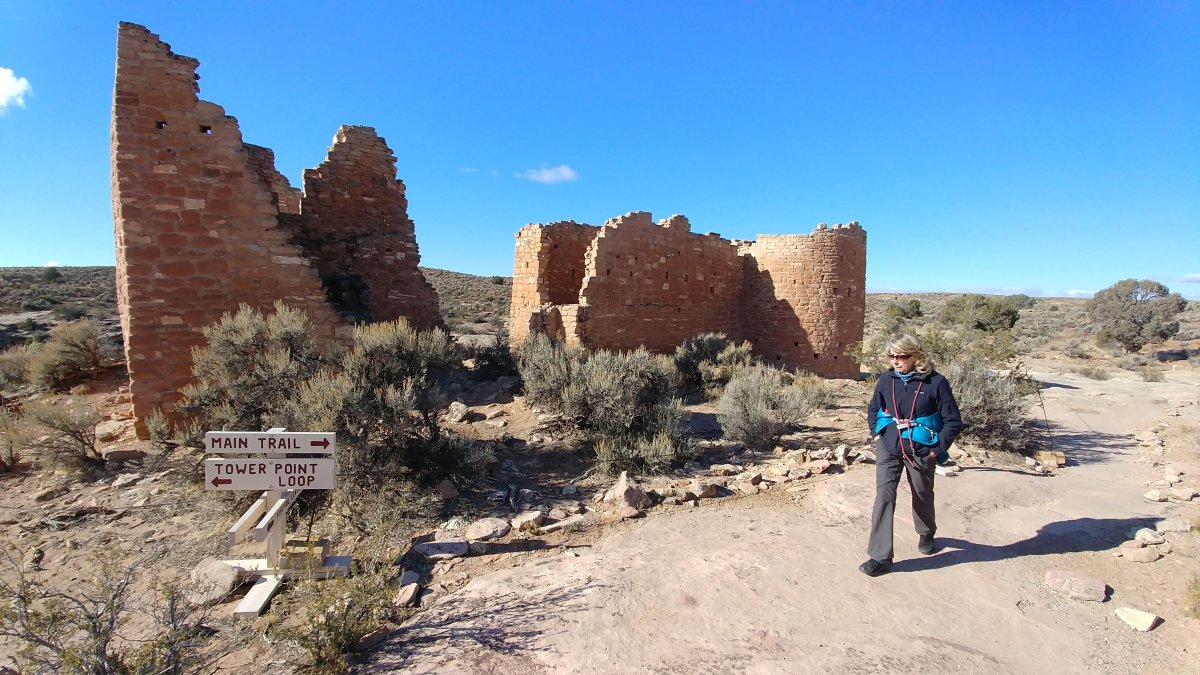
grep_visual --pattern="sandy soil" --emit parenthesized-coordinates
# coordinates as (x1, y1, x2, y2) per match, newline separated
(365, 366, 1200, 674)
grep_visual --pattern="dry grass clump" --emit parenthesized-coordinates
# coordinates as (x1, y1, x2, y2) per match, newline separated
(717, 365, 821, 451)
(1072, 366, 1112, 381)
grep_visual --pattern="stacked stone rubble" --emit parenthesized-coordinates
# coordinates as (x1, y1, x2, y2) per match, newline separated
(111, 23, 440, 436)
(509, 213, 866, 377)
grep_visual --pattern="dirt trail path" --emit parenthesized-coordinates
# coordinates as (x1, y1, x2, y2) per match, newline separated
(369, 369, 1200, 674)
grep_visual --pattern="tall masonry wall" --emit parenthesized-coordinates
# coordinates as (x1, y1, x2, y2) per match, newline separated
(111, 23, 441, 435)
(740, 224, 866, 378)
(509, 213, 866, 377)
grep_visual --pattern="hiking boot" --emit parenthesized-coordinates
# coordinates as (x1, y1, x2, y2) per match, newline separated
(858, 558, 892, 577)
(918, 534, 938, 555)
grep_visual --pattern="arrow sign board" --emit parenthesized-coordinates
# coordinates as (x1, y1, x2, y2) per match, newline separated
(205, 431, 336, 454)
(205, 458, 335, 491)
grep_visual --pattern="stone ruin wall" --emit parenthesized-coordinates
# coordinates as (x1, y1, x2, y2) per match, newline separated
(281, 126, 441, 328)
(510, 213, 866, 377)
(111, 23, 441, 435)
(740, 225, 866, 378)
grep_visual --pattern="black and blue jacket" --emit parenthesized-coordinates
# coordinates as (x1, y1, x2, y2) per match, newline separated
(867, 369, 963, 460)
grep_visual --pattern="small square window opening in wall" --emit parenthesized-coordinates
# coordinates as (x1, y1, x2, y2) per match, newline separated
(199, 125, 212, 134)
(155, 120, 167, 129)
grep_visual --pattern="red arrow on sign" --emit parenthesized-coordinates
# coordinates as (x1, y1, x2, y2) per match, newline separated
(211, 476, 232, 487)
(310, 438, 331, 449)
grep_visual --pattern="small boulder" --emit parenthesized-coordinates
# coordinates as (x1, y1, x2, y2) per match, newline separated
(708, 464, 742, 476)
(1114, 607, 1160, 632)
(733, 481, 761, 495)
(1122, 547, 1161, 563)
(540, 513, 590, 534)
(393, 583, 420, 608)
(561, 484, 578, 496)
(802, 459, 832, 474)
(111, 473, 144, 489)
(102, 448, 145, 463)
(1044, 569, 1107, 602)
(1143, 490, 1167, 502)
(355, 625, 394, 651)
(413, 540, 469, 560)
(398, 569, 420, 586)
(809, 448, 833, 461)
(95, 419, 125, 443)
(464, 517, 511, 542)
(691, 480, 718, 498)
(511, 510, 546, 531)
(603, 471, 648, 509)
(1132, 528, 1165, 545)
(1155, 517, 1192, 533)
(187, 558, 239, 606)
(444, 401, 471, 423)
(1168, 486, 1197, 501)
(616, 505, 643, 520)
(854, 449, 876, 464)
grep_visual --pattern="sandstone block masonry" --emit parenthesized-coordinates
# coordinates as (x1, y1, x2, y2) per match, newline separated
(111, 23, 440, 436)
(510, 213, 865, 377)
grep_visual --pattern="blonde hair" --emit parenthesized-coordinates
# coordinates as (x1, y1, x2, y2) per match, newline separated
(885, 333, 934, 375)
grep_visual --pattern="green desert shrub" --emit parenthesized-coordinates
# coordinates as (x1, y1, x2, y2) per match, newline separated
(1139, 369, 1165, 383)
(179, 302, 326, 432)
(1086, 279, 1188, 352)
(0, 343, 35, 389)
(674, 333, 754, 401)
(21, 399, 103, 469)
(289, 570, 393, 669)
(789, 371, 835, 410)
(284, 318, 460, 481)
(717, 366, 819, 451)
(1073, 366, 1111, 381)
(561, 348, 688, 473)
(517, 333, 582, 410)
(938, 294, 1022, 332)
(0, 407, 29, 472)
(27, 318, 104, 390)
(939, 358, 1034, 451)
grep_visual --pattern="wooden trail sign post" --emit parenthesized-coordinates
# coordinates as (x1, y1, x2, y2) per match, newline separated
(204, 428, 349, 618)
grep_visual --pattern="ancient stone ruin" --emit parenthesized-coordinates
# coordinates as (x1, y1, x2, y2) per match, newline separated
(509, 212, 865, 377)
(110, 23, 440, 435)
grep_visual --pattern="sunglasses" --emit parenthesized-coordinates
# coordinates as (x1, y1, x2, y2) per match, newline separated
(887, 353, 913, 360)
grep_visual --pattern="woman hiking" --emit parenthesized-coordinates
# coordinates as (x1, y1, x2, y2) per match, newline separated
(860, 333, 962, 577)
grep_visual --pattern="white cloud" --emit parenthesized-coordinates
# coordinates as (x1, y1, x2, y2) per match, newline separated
(516, 164, 579, 184)
(45, 261, 60, 267)
(1165, 273, 1200, 284)
(1065, 289, 1093, 298)
(0, 67, 32, 111)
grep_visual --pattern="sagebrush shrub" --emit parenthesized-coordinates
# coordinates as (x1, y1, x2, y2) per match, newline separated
(21, 399, 103, 469)
(717, 366, 819, 451)
(938, 294, 1023, 332)
(0, 343, 35, 389)
(561, 348, 688, 473)
(284, 318, 460, 479)
(27, 318, 103, 390)
(939, 358, 1033, 451)
(789, 371, 835, 410)
(674, 333, 754, 401)
(1073, 366, 1111, 381)
(517, 333, 581, 410)
(179, 302, 325, 432)
(290, 572, 393, 668)
(0, 407, 28, 471)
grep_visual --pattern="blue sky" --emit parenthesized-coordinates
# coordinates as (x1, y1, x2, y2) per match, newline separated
(0, 2, 1196, 298)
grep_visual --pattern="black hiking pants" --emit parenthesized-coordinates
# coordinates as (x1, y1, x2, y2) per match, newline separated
(867, 440, 936, 562)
